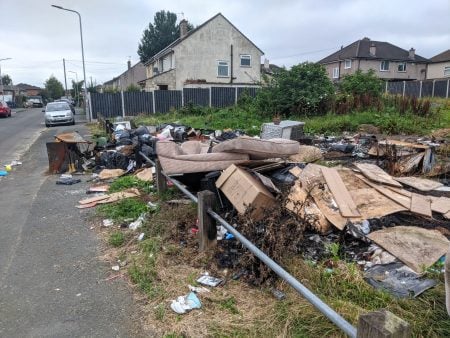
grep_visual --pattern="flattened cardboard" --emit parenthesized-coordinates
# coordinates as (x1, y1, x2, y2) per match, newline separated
(368, 226, 449, 273)
(216, 164, 276, 220)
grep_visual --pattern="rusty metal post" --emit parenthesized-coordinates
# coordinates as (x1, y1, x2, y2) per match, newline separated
(357, 310, 410, 338)
(155, 159, 167, 193)
(197, 190, 217, 251)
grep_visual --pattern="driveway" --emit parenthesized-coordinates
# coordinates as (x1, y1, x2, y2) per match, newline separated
(0, 120, 148, 337)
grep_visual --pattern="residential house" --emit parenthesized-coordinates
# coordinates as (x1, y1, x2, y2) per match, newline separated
(16, 83, 42, 96)
(103, 61, 146, 91)
(426, 49, 450, 80)
(318, 38, 429, 82)
(142, 13, 264, 91)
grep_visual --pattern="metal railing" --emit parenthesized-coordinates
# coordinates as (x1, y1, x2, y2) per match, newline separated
(139, 151, 357, 337)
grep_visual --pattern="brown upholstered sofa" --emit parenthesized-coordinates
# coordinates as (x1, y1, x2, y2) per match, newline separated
(156, 141, 250, 175)
(156, 137, 300, 175)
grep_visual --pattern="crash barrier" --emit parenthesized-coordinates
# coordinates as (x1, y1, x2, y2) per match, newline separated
(386, 78, 450, 99)
(90, 86, 259, 119)
(139, 151, 411, 338)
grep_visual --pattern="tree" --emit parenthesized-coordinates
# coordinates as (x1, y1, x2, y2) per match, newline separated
(45, 75, 64, 100)
(71, 80, 84, 106)
(125, 84, 141, 92)
(257, 62, 335, 116)
(138, 10, 194, 63)
(1, 74, 12, 85)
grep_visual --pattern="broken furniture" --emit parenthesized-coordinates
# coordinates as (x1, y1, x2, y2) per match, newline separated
(211, 136, 300, 159)
(46, 131, 91, 174)
(156, 140, 250, 175)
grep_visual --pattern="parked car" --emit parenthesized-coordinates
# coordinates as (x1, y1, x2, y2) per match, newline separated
(27, 96, 44, 108)
(0, 101, 12, 117)
(55, 98, 75, 114)
(44, 102, 75, 127)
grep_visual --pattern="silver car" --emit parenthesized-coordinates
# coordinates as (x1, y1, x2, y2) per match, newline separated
(44, 102, 75, 127)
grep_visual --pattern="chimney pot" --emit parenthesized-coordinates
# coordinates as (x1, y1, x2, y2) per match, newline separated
(180, 19, 188, 38)
(127, 60, 131, 70)
(409, 48, 415, 59)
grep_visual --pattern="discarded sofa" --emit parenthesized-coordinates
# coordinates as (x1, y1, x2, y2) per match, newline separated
(212, 136, 299, 160)
(156, 137, 300, 175)
(156, 140, 249, 175)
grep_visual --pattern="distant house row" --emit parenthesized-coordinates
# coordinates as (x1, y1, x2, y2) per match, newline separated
(1, 83, 42, 102)
(102, 14, 450, 92)
(318, 37, 450, 82)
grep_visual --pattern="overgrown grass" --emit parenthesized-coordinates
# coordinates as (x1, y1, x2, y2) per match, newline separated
(132, 98, 450, 136)
(108, 175, 153, 194)
(96, 198, 147, 223)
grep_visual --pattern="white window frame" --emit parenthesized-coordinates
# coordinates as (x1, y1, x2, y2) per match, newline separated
(380, 60, 390, 72)
(217, 60, 229, 77)
(344, 59, 352, 69)
(240, 54, 251, 67)
(397, 62, 407, 72)
(332, 67, 339, 79)
(444, 66, 450, 77)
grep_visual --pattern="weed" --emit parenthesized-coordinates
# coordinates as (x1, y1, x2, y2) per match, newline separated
(325, 242, 340, 260)
(109, 231, 125, 247)
(218, 297, 239, 315)
(96, 198, 147, 222)
(154, 304, 166, 321)
(108, 175, 153, 194)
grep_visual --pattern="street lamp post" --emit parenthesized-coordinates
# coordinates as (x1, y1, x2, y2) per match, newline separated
(0, 57, 12, 101)
(68, 70, 79, 106)
(51, 5, 89, 121)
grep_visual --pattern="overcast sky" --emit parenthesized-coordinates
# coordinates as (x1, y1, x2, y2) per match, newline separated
(1, 0, 449, 88)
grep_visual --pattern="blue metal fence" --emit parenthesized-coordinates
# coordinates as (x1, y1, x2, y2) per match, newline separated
(90, 86, 259, 119)
(386, 79, 449, 98)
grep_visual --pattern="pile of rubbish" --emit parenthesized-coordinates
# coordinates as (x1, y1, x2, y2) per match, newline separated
(50, 118, 450, 298)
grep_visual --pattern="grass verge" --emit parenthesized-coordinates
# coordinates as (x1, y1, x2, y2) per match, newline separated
(99, 195, 449, 337)
(96, 198, 148, 223)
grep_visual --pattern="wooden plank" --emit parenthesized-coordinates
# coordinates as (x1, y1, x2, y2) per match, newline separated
(155, 159, 167, 193)
(395, 176, 443, 192)
(78, 194, 109, 205)
(321, 167, 360, 217)
(354, 163, 402, 187)
(356, 175, 411, 209)
(431, 196, 450, 214)
(410, 193, 432, 217)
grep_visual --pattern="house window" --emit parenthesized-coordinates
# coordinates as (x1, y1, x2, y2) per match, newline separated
(444, 66, 450, 77)
(240, 54, 251, 67)
(380, 61, 390, 71)
(344, 59, 352, 69)
(217, 61, 229, 77)
(332, 67, 339, 79)
(398, 62, 407, 72)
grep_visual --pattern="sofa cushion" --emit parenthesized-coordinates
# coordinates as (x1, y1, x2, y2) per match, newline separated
(212, 136, 299, 159)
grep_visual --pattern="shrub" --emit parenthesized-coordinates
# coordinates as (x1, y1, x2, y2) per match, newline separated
(256, 62, 335, 117)
(340, 69, 383, 98)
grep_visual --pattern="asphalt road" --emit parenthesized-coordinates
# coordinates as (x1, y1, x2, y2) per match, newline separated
(0, 108, 46, 165)
(0, 116, 147, 337)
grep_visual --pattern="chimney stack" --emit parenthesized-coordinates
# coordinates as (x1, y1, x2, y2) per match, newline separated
(409, 48, 415, 59)
(264, 58, 270, 70)
(369, 43, 376, 56)
(180, 19, 188, 38)
(127, 60, 131, 70)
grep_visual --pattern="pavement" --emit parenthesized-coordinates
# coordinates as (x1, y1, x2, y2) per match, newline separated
(0, 110, 148, 337)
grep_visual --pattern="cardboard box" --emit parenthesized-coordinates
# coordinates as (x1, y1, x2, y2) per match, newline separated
(216, 164, 276, 220)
